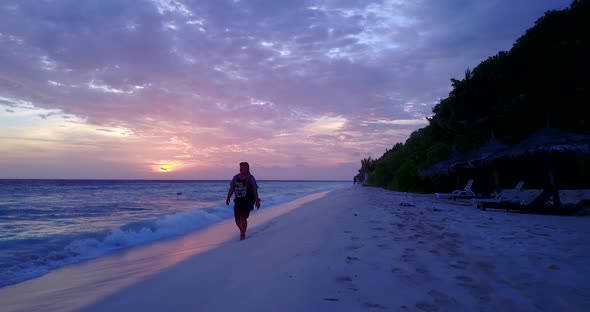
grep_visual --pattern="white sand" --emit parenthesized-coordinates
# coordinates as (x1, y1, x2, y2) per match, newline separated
(1, 186, 589, 312)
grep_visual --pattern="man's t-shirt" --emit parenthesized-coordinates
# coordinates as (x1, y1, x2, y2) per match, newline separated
(230, 174, 258, 208)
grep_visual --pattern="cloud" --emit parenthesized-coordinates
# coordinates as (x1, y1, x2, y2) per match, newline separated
(369, 119, 429, 126)
(38, 112, 61, 120)
(0, 0, 572, 179)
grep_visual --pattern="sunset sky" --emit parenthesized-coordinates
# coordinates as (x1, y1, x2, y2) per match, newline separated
(0, 0, 571, 180)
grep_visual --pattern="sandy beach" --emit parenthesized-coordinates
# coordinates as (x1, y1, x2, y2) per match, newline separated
(1, 186, 589, 312)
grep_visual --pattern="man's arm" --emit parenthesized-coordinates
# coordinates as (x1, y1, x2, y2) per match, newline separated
(250, 178, 261, 209)
(253, 187, 260, 208)
(254, 193, 260, 208)
(226, 185, 235, 205)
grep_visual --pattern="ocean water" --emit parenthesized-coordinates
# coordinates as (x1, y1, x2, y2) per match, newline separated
(0, 179, 349, 288)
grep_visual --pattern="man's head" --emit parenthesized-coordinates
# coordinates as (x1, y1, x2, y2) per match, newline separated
(239, 162, 250, 175)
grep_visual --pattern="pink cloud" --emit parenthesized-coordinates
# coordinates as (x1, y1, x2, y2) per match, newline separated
(0, 0, 571, 179)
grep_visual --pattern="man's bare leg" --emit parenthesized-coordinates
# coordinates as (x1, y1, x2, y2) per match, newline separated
(239, 216, 247, 240)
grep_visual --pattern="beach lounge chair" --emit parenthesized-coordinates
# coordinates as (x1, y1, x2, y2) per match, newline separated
(472, 181, 525, 209)
(478, 185, 565, 213)
(434, 179, 476, 200)
(551, 189, 590, 214)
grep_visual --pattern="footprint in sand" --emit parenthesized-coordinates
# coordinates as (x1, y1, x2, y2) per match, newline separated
(402, 248, 417, 257)
(454, 275, 473, 283)
(428, 290, 458, 307)
(364, 302, 386, 309)
(416, 301, 439, 311)
(346, 256, 360, 263)
(443, 232, 462, 239)
(473, 261, 495, 272)
(447, 251, 464, 257)
(458, 281, 494, 303)
(451, 264, 467, 270)
(347, 245, 362, 250)
(518, 272, 533, 279)
(336, 274, 360, 291)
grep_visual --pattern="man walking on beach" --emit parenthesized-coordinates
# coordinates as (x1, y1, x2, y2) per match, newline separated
(226, 162, 260, 240)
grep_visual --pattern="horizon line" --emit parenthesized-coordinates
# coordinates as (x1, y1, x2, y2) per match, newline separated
(0, 178, 352, 182)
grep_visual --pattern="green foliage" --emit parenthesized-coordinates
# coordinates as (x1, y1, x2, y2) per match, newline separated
(360, 0, 590, 192)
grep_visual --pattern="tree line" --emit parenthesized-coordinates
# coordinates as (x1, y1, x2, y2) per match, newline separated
(356, 0, 590, 193)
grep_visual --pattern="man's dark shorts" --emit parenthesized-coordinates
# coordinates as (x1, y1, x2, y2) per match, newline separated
(234, 201, 253, 221)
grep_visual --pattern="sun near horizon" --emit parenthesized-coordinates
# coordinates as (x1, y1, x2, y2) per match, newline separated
(154, 162, 176, 173)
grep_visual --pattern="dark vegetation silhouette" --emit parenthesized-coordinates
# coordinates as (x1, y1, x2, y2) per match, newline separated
(356, 0, 590, 194)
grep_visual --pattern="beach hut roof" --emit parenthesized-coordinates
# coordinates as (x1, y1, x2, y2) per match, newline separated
(418, 147, 467, 177)
(449, 134, 510, 171)
(488, 127, 590, 160)
(419, 128, 590, 177)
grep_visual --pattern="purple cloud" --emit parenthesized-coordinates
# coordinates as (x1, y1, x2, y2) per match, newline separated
(0, 0, 572, 179)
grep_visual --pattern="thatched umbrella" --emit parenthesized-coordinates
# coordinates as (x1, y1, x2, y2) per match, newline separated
(448, 134, 510, 190)
(484, 127, 590, 185)
(449, 134, 509, 171)
(481, 127, 590, 208)
(418, 146, 467, 177)
(489, 127, 590, 156)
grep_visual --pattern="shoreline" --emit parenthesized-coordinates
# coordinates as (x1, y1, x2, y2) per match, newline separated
(0, 180, 349, 289)
(2, 186, 589, 311)
(0, 191, 331, 312)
